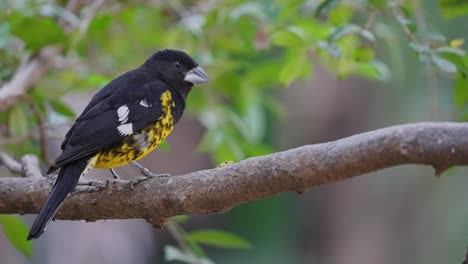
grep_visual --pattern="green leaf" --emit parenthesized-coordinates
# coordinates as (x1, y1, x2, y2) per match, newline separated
(454, 74, 468, 108)
(439, 0, 468, 18)
(185, 234, 207, 257)
(229, 3, 265, 20)
(329, 24, 375, 43)
(432, 54, 458, 73)
(435, 46, 466, 57)
(328, 5, 352, 25)
(329, 24, 359, 42)
(9, 13, 66, 51)
(315, 0, 339, 17)
(88, 14, 113, 34)
(278, 49, 312, 86)
(171, 215, 189, 223)
(49, 99, 75, 118)
(0, 215, 33, 258)
(355, 60, 390, 81)
(164, 245, 214, 264)
(409, 41, 430, 54)
(394, 10, 417, 33)
(435, 50, 467, 73)
(417, 31, 447, 44)
(186, 229, 252, 249)
(318, 40, 342, 57)
(9, 103, 29, 137)
(369, 0, 387, 9)
(271, 27, 306, 47)
(358, 29, 376, 42)
(30, 89, 47, 115)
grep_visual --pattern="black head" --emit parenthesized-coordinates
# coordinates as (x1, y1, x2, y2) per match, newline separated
(143, 49, 208, 94)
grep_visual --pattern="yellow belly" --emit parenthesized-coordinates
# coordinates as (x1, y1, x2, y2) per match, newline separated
(94, 90, 175, 169)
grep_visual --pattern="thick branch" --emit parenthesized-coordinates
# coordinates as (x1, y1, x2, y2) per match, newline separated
(0, 122, 467, 226)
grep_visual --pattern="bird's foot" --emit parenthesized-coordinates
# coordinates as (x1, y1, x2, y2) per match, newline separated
(130, 160, 155, 177)
(129, 174, 172, 189)
(109, 168, 121, 179)
(130, 160, 171, 178)
(128, 161, 171, 189)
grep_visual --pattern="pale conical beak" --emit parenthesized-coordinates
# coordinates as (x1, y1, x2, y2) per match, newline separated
(184, 66, 209, 85)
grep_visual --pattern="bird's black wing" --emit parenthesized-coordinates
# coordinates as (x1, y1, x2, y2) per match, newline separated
(60, 70, 147, 150)
(50, 79, 171, 171)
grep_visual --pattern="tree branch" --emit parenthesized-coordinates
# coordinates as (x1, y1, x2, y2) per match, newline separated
(0, 46, 61, 112)
(0, 122, 467, 227)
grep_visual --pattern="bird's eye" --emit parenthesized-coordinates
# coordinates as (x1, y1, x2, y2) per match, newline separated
(174, 61, 182, 70)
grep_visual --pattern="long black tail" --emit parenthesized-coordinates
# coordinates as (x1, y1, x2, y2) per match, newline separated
(27, 158, 88, 240)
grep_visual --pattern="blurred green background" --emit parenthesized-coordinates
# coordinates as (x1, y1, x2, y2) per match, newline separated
(1, 0, 468, 263)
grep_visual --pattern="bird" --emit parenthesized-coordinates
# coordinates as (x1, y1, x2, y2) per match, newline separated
(27, 49, 209, 240)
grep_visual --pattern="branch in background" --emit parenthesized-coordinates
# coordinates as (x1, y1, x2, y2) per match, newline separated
(24, 96, 52, 166)
(0, 0, 106, 113)
(412, 0, 440, 118)
(0, 152, 22, 174)
(0, 46, 61, 113)
(20, 154, 43, 179)
(0, 122, 467, 226)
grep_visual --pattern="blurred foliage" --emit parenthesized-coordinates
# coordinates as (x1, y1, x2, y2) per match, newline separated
(186, 229, 251, 249)
(164, 219, 251, 263)
(0, 0, 467, 262)
(0, 215, 33, 258)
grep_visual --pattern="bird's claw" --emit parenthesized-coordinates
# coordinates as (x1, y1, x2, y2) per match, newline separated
(110, 168, 121, 179)
(130, 161, 155, 177)
(129, 173, 171, 190)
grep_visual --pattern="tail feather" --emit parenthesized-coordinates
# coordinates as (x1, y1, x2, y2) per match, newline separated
(27, 158, 88, 240)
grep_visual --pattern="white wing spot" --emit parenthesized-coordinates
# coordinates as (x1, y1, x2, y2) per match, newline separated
(117, 123, 133, 136)
(139, 99, 150, 108)
(117, 105, 129, 124)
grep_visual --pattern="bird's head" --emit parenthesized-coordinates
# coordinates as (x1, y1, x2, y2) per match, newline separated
(143, 49, 209, 97)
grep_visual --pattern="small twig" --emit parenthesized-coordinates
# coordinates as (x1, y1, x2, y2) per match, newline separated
(0, 152, 22, 174)
(413, 0, 439, 119)
(390, 1, 417, 42)
(426, 61, 439, 119)
(166, 221, 201, 263)
(166, 221, 193, 254)
(24, 95, 53, 166)
(392, 0, 440, 118)
(58, 0, 82, 32)
(364, 9, 378, 30)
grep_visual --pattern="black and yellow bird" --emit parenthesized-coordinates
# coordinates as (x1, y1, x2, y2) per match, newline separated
(27, 49, 208, 240)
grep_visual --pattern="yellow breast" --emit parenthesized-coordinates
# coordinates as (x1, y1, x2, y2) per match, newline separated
(94, 90, 175, 169)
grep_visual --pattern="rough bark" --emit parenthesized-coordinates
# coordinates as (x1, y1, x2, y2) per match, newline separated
(0, 122, 467, 227)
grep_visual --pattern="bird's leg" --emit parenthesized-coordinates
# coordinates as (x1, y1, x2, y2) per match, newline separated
(109, 168, 121, 179)
(128, 161, 171, 189)
(130, 161, 171, 178)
